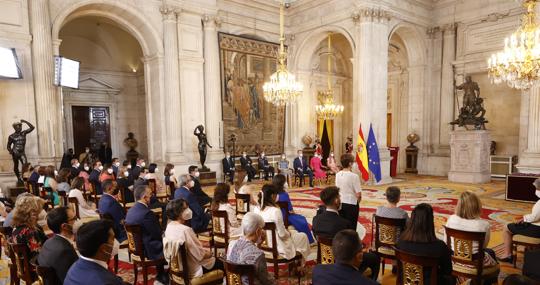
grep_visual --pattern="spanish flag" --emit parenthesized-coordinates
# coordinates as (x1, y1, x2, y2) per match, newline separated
(356, 124, 369, 181)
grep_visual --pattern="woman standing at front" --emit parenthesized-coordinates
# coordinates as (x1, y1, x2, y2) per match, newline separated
(335, 154, 361, 230)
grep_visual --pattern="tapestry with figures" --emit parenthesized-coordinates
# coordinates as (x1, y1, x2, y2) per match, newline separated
(219, 33, 285, 155)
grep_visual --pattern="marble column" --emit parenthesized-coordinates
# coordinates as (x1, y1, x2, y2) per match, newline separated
(203, 15, 223, 153)
(517, 87, 540, 173)
(439, 23, 456, 149)
(352, 8, 391, 183)
(160, 6, 183, 162)
(29, 0, 61, 161)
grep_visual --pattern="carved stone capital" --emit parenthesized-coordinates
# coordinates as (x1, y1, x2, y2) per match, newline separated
(426, 26, 441, 39)
(442, 23, 457, 35)
(203, 14, 222, 28)
(160, 6, 179, 21)
(352, 8, 391, 24)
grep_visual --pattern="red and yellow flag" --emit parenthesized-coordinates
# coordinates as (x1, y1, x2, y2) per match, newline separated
(356, 124, 369, 181)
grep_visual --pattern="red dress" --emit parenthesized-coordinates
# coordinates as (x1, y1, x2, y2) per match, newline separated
(310, 156, 327, 179)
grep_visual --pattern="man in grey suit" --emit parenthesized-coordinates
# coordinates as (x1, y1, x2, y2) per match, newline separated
(37, 207, 79, 284)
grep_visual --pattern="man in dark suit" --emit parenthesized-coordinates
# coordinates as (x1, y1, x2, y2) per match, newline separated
(258, 152, 275, 180)
(313, 230, 378, 285)
(64, 220, 125, 285)
(131, 158, 145, 180)
(88, 161, 103, 194)
(38, 207, 78, 285)
(189, 165, 211, 207)
(126, 185, 168, 284)
(111, 158, 120, 178)
(98, 179, 127, 242)
(222, 152, 235, 183)
(293, 150, 313, 187)
(174, 174, 210, 233)
(240, 152, 256, 182)
(70, 159, 80, 180)
(312, 186, 380, 281)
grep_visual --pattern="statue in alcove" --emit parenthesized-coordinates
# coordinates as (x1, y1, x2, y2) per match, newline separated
(124, 132, 139, 165)
(194, 125, 212, 171)
(7, 119, 34, 184)
(450, 75, 488, 130)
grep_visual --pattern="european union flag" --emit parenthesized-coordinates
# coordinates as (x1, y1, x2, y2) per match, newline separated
(367, 123, 382, 182)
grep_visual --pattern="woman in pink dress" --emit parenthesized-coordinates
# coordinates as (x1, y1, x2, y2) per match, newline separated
(327, 151, 340, 173)
(310, 154, 327, 179)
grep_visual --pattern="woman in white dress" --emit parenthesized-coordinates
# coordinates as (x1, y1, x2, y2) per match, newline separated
(211, 183, 241, 238)
(68, 177, 99, 219)
(238, 183, 261, 213)
(255, 184, 309, 261)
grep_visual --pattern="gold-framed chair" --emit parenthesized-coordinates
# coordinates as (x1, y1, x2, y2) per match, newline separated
(372, 215, 406, 275)
(235, 193, 250, 220)
(511, 234, 540, 268)
(222, 257, 256, 285)
(118, 184, 135, 213)
(10, 243, 35, 284)
(316, 236, 334, 264)
(395, 248, 439, 285)
(169, 242, 223, 285)
(68, 197, 80, 219)
(259, 222, 302, 283)
(211, 210, 230, 258)
(0, 227, 17, 285)
(31, 260, 59, 285)
(444, 227, 500, 284)
(57, 191, 68, 207)
(125, 224, 167, 284)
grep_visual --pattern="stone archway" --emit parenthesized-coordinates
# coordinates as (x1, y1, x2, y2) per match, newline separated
(51, 0, 165, 162)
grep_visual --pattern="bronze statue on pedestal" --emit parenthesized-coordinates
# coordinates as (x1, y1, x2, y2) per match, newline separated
(7, 120, 34, 183)
(194, 125, 212, 171)
(450, 75, 488, 130)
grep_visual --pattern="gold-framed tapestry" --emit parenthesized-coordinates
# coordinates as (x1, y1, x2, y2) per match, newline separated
(219, 33, 285, 155)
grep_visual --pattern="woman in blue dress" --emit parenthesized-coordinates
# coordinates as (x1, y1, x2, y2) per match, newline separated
(272, 174, 315, 243)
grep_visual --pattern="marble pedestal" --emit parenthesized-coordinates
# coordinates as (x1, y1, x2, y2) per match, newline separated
(448, 130, 491, 183)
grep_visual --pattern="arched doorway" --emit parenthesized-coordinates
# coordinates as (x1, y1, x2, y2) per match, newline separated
(58, 16, 147, 162)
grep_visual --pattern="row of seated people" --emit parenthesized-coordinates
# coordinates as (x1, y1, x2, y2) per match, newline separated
(222, 150, 341, 188)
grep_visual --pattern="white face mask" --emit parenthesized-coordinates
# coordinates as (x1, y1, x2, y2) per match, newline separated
(298, 153, 303, 157)
(330, 153, 334, 157)
(74, 163, 80, 168)
(226, 155, 230, 159)
(536, 190, 540, 199)
(84, 166, 90, 171)
(141, 162, 146, 167)
(338, 202, 343, 211)
(243, 153, 247, 157)
(155, 168, 159, 172)
(182, 208, 193, 220)
(261, 154, 265, 158)
(281, 155, 286, 160)
(123, 171, 129, 177)
(127, 164, 132, 169)
(114, 162, 120, 167)
(170, 169, 175, 175)
(194, 171, 200, 178)
(54, 170, 58, 176)
(107, 239, 120, 259)
(85, 149, 89, 153)
(98, 165, 104, 171)
(107, 168, 113, 174)
(188, 180, 195, 188)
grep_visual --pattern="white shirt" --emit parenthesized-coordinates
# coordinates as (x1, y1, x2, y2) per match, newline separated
(217, 203, 242, 237)
(79, 256, 108, 269)
(68, 188, 99, 218)
(524, 199, 540, 226)
(445, 214, 490, 253)
(256, 206, 296, 260)
(335, 170, 362, 205)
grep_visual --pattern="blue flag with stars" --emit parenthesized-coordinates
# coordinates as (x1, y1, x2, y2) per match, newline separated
(367, 123, 382, 182)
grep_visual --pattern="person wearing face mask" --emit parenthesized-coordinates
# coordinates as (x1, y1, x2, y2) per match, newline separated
(222, 151, 236, 183)
(38, 207, 79, 284)
(70, 158, 81, 178)
(189, 165, 212, 207)
(163, 199, 224, 280)
(240, 152, 256, 182)
(277, 153, 292, 185)
(78, 146, 92, 165)
(69, 177, 99, 219)
(500, 178, 540, 263)
(258, 152, 275, 181)
(78, 162, 92, 191)
(43, 164, 60, 206)
(131, 158, 146, 180)
(10, 195, 47, 264)
(310, 153, 327, 181)
(335, 154, 362, 231)
(89, 161, 104, 194)
(126, 185, 169, 285)
(226, 212, 276, 285)
(293, 150, 314, 188)
(313, 230, 378, 285)
(312, 186, 380, 281)
(327, 151, 340, 174)
(174, 174, 211, 233)
(111, 158, 120, 177)
(99, 163, 116, 183)
(64, 220, 125, 285)
(116, 166, 135, 203)
(98, 179, 127, 242)
(164, 163, 179, 191)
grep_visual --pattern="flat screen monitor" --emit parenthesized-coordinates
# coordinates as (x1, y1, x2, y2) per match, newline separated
(54, 56, 80, 88)
(0, 47, 22, 79)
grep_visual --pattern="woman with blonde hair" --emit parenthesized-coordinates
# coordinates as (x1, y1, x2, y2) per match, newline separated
(10, 195, 47, 259)
(445, 191, 498, 282)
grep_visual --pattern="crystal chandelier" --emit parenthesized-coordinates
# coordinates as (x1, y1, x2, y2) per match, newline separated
(316, 33, 344, 120)
(263, 0, 303, 106)
(488, 0, 540, 89)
